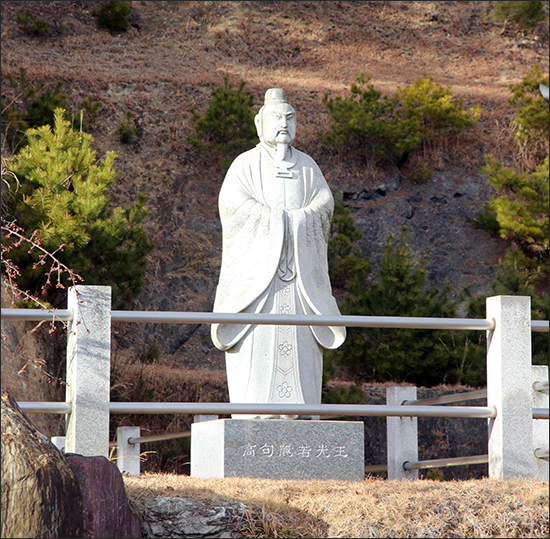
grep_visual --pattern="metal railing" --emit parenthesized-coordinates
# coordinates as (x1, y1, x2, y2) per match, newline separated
(2, 287, 549, 481)
(4, 307, 549, 332)
(18, 400, 549, 420)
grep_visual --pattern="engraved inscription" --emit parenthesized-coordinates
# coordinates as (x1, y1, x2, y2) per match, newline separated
(241, 441, 349, 460)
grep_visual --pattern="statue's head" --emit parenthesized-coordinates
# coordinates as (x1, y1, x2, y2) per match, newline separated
(255, 88, 296, 147)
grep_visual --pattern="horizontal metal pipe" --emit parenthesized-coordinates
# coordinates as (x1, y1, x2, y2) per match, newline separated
(532, 320, 550, 332)
(18, 402, 72, 414)
(533, 381, 549, 391)
(110, 310, 495, 330)
(364, 464, 388, 473)
(534, 449, 549, 459)
(16, 401, 546, 419)
(5, 307, 547, 334)
(403, 389, 487, 406)
(533, 408, 549, 419)
(403, 454, 489, 471)
(1, 308, 73, 321)
(3, 308, 547, 332)
(109, 402, 497, 418)
(128, 431, 191, 445)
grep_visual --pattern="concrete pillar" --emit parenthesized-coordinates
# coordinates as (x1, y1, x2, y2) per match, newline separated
(486, 295, 533, 478)
(65, 286, 111, 457)
(117, 427, 141, 476)
(387, 386, 418, 480)
(532, 365, 549, 481)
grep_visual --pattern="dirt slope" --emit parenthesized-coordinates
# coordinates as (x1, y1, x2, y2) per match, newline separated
(1, 1, 548, 369)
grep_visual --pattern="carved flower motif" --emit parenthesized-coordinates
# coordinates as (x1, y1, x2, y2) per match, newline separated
(278, 341, 293, 356)
(277, 381, 293, 398)
(280, 303, 291, 314)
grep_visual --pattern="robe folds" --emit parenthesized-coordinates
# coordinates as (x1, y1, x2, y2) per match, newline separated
(211, 143, 346, 409)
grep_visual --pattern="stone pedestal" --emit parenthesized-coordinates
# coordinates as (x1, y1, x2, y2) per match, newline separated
(191, 419, 364, 481)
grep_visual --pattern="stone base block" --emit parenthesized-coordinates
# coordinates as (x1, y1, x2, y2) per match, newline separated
(191, 419, 364, 481)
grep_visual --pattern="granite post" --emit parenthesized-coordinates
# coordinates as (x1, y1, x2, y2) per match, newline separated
(386, 386, 419, 480)
(486, 295, 533, 478)
(532, 365, 549, 481)
(65, 285, 111, 458)
(117, 427, 141, 477)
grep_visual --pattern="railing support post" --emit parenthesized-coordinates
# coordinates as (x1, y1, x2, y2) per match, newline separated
(117, 427, 141, 476)
(65, 286, 111, 457)
(387, 386, 418, 480)
(532, 365, 549, 481)
(486, 295, 533, 478)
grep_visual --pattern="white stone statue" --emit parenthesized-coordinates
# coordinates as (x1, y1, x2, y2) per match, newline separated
(211, 88, 346, 418)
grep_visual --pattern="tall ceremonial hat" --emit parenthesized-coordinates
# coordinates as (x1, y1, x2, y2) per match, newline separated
(264, 88, 287, 104)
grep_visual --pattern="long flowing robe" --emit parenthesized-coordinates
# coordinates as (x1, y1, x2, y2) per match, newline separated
(211, 143, 346, 407)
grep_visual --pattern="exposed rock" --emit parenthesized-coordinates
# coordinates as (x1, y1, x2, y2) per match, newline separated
(65, 453, 142, 539)
(135, 496, 248, 538)
(1, 391, 83, 539)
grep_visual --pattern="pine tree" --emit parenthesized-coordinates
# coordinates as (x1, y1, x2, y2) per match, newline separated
(187, 77, 257, 171)
(325, 224, 485, 387)
(2, 109, 154, 308)
(328, 198, 372, 289)
(481, 154, 549, 262)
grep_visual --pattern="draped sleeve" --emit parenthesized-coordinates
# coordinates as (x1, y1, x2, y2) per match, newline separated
(211, 148, 285, 350)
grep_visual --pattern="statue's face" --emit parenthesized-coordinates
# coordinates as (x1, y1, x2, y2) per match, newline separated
(261, 103, 296, 146)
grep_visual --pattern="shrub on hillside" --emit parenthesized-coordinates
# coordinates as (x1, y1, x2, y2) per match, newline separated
(1, 68, 68, 152)
(508, 63, 549, 162)
(187, 77, 258, 170)
(15, 11, 49, 36)
(326, 213, 485, 387)
(2, 109, 154, 309)
(321, 74, 479, 165)
(115, 111, 138, 144)
(396, 75, 480, 147)
(328, 198, 372, 289)
(492, 1, 546, 31)
(92, 1, 133, 35)
(480, 154, 549, 259)
(321, 74, 404, 162)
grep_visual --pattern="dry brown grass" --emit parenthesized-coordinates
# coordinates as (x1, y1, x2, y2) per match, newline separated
(124, 474, 549, 538)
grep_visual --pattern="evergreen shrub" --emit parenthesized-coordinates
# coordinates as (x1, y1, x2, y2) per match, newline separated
(507, 64, 549, 156)
(187, 77, 258, 170)
(481, 154, 549, 258)
(321, 74, 479, 164)
(1, 68, 68, 152)
(326, 204, 485, 387)
(492, 1, 546, 30)
(2, 109, 154, 308)
(115, 111, 138, 144)
(15, 12, 49, 36)
(328, 198, 372, 289)
(93, 1, 133, 35)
